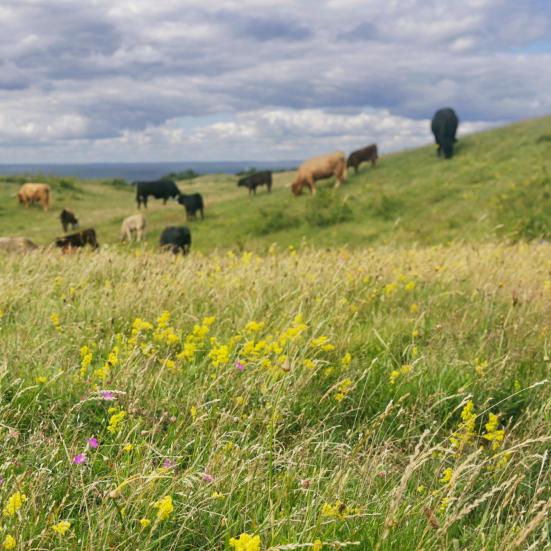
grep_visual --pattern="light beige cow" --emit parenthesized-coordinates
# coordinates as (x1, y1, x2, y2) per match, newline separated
(291, 151, 347, 196)
(17, 183, 51, 211)
(120, 214, 146, 242)
(0, 237, 38, 252)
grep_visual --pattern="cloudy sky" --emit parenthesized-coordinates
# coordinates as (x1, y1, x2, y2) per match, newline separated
(0, 0, 549, 163)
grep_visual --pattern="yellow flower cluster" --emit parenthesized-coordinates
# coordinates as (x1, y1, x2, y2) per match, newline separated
(209, 344, 230, 367)
(439, 467, 453, 484)
(320, 500, 358, 519)
(245, 320, 265, 333)
(153, 495, 174, 521)
(389, 364, 412, 385)
(52, 520, 71, 535)
(94, 346, 119, 383)
(107, 408, 126, 434)
(311, 335, 335, 352)
(229, 533, 261, 551)
(450, 400, 477, 451)
(483, 413, 505, 452)
(335, 378, 353, 401)
(2, 491, 27, 517)
(2, 535, 16, 550)
(51, 312, 61, 332)
(80, 345, 93, 378)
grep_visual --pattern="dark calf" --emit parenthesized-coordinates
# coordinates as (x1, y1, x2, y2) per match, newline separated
(55, 229, 99, 251)
(177, 193, 204, 221)
(237, 171, 272, 195)
(347, 144, 378, 174)
(160, 226, 191, 255)
(60, 208, 79, 233)
(431, 108, 459, 159)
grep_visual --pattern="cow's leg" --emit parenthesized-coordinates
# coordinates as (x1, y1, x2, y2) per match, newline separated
(200, 207, 204, 220)
(163, 198, 168, 205)
(372, 158, 377, 168)
(354, 164, 358, 175)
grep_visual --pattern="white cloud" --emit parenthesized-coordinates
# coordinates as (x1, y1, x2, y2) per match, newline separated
(0, 0, 548, 161)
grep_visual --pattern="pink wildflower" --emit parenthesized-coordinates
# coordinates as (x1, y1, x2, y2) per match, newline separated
(235, 361, 244, 371)
(162, 459, 175, 469)
(101, 391, 116, 401)
(88, 437, 99, 449)
(73, 453, 87, 465)
(203, 473, 214, 484)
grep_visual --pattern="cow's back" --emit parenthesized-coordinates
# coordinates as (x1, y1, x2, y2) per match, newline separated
(0, 237, 38, 252)
(299, 151, 346, 178)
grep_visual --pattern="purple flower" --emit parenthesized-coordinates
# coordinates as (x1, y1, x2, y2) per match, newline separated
(101, 391, 116, 401)
(73, 453, 87, 465)
(88, 437, 99, 449)
(162, 459, 175, 469)
(235, 361, 244, 371)
(202, 472, 214, 484)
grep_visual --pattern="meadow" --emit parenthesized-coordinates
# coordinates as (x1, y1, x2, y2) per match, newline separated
(0, 117, 550, 550)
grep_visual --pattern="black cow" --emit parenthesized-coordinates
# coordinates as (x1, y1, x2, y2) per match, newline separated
(133, 179, 181, 208)
(237, 171, 272, 195)
(177, 193, 204, 220)
(160, 226, 191, 255)
(431, 108, 459, 159)
(60, 208, 79, 233)
(55, 229, 99, 251)
(347, 144, 378, 174)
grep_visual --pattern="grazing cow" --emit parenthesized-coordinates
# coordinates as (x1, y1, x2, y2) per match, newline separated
(347, 144, 378, 174)
(60, 208, 79, 233)
(133, 179, 181, 208)
(431, 108, 459, 159)
(17, 183, 51, 211)
(160, 226, 191, 255)
(237, 171, 272, 195)
(177, 193, 204, 221)
(0, 237, 38, 252)
(291, 152, 347, 196)
(120, 213, 146, 242)
(55, 229, 99, 251)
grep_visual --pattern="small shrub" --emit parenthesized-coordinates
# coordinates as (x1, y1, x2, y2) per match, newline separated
(304, 189, 353, 227)
(367, 192, 403, 220)
(251, 207, 300, 235)
(103, 178, 130, 189)
(161, 170, 199, 181)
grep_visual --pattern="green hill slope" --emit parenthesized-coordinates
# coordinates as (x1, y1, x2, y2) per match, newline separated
(1, 115, 550, 251)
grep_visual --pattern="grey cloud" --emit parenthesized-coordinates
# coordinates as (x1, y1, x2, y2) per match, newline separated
(337, 22, 379, 42)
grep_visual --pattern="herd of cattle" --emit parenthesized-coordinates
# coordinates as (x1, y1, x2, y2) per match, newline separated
(0, 108, 459, 254)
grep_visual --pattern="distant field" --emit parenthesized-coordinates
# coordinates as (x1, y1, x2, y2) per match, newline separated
(1, 115, 550, 252)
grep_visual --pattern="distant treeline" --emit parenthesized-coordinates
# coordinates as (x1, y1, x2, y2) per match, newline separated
(160, 169, 200, 182)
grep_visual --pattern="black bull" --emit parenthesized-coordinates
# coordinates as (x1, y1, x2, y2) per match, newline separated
(133, 180, 181, 208)
(431, 108, 459, 159)
(237, 171, 272, 194)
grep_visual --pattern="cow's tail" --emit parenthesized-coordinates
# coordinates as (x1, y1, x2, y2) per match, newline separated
(44, 187, 51, 210)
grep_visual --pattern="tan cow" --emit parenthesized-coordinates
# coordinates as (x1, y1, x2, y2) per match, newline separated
(120, 214, 146, 242)
(17, 183, 51, 211)
(291, 151, 347, 195)
(0, 237, 38, 252)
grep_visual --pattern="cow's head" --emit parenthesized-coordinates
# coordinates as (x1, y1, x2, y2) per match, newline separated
(441, 139, 455, 159)
(291, 180, 303, 196)
(237, 178, 246, 187)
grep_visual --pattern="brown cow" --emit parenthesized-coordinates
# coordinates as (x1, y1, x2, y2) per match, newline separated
(291, 152, 347, 196)
(347, 144, 378, 174)
(17, 183, 51, 211)
(0, 237, 38, 252)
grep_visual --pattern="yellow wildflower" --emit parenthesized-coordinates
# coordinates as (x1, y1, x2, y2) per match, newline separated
(417, 485, 425, 494)
(341, 352, 352, 367)
(153, 495, 174, 521)
(334, 378, 353, 401)
(313, 540, 323, 551)
(35, 376, 48, 384)
(410, 303, 419, 314)
(303, 359, 316, 370)
(321, 500, 356, 520)
(450, 400, 477, 451)
(211, 491, 224, 500)
(52, 520, 71, 535)
(439, 467, 453, 484)
(107, 410, 126, 434)
(245, 320, 265, 333)
(229, 533, 261, 551)
(483, 413, 505, 452)
(474, 359, 488, 377)
(156, 311, 171, 329)
(139, 518, 151, 528)
(209, 344, 230, 367)
(389, 369, 400, 385)
(2, 491, 27, 517)
(2, 535, 16, 550)
(123, 443, 134, 452)
(51, 312, 61, 332)
(190, 405, 197, 420)
(405, 281, 416, 291)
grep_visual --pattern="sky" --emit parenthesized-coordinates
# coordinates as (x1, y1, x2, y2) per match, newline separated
(0, 0, 549, 163)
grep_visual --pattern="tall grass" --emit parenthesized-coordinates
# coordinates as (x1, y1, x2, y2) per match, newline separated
(0, 243, 549, 549)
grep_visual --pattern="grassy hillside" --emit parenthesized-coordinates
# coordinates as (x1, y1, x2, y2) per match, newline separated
(0, 244, 549, 549)
(1, 116, 550, 252)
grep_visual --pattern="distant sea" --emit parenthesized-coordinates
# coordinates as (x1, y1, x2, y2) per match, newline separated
(0, 161, 299, 182)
